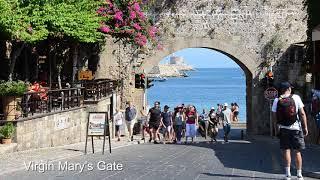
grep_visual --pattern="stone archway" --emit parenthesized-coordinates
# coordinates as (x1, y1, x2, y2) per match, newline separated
(97, 1, 308, 135)
(140, 37, 258, 134)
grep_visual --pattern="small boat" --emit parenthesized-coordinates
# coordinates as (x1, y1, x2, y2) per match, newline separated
(152, 76, 167, 82)
(181, 72, 189, 77)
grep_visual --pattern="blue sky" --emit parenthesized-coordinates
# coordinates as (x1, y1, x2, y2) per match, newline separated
(160, 48, 239, 68)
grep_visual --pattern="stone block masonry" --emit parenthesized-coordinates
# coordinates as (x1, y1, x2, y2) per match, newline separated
(13, 98, 113, 151)
(95, 0, 312, 138)
(15, 108, 87, 151)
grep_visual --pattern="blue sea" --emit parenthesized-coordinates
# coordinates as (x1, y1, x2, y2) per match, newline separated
(147, 68, 246, 122)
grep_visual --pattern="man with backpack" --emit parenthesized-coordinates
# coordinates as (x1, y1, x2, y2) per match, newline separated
(272, 82, 308, 180)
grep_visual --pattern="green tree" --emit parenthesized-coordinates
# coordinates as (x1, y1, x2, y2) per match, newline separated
(0, 0, 104, 82)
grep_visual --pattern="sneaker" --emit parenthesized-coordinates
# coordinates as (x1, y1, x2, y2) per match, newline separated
(154, 141, 159, 144)
(297, 176, 304, 180)
(283, 176, 291, 180)
(131, 136, 134, 141)
(141, 138, 145, 141)
(148, 138, 152, 143)
(117, 138, 120, 141)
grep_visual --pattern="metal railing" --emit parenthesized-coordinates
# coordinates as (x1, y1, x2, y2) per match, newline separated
(82, 79, 116, 101)
(0, 79, 118, 120)
(20, 87, 84, 118)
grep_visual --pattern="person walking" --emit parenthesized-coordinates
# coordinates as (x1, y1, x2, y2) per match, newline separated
(185, 105, 198, 144)
(208, 107, 218, 142)
(222, 103, 232, 143)
(140, 106, 151, 142)
(233, 103, 239, 122)
(200, 109, 209, 139)
(148, 101, 162, 144)
(125, 101, 137, 142)
(173, 105, 184, 144)
(272, 82, 308, 180)
(216, 104, 223, 122)
(161, 105, 173, 143)
(113, 108, 124, 141)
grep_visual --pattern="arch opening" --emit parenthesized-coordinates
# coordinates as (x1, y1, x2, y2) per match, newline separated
(144, 46, 254, 133)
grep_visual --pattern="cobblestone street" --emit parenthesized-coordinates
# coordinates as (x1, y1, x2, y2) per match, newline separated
(1, 129, 318, 180)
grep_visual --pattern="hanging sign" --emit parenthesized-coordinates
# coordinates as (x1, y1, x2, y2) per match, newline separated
(78, 70, 93, 80)
(264, 87, 278, 100)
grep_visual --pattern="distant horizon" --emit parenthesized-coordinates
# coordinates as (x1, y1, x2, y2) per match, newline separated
(161, 48, 240, 68)
(193, 67, 241, 69)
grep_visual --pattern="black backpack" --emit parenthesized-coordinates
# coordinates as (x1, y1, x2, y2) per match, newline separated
(276, 95, 298, 126)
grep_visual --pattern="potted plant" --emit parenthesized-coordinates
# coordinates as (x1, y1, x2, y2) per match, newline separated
(0, 122, 15, 144)
(0, 81, 27, 120)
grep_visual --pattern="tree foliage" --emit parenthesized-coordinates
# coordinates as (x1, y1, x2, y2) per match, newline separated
(0, 0, 104, 43)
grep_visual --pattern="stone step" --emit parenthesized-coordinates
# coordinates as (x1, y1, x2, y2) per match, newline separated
(0, 143, 18, 155)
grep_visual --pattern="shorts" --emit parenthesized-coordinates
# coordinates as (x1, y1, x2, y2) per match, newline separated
(165, 126, 172, 133)
(125, 120, 135, 130)
(234, 111, 239, 116)
(279, 128, 305, 150)
(115, 125, 120, 132)
(149, 122, 160, 130)
(186, 123, 196, 137)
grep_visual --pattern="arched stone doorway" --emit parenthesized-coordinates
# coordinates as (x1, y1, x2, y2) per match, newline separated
(140, 37, 260, 134)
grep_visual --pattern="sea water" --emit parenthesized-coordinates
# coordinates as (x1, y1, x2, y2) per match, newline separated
(147, 68, 246, 122)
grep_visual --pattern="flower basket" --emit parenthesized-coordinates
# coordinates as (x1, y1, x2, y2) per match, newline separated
(0, 81, 27, 121)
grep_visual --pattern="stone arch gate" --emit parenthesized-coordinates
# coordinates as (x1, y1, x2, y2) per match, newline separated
(97, 1, 308, 135)
(140, 37, 257, 134)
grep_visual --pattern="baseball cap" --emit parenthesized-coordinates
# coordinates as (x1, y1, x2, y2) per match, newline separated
(211, 107, 215, 110)
(164, 105, 170, 109)
(224, 103, 228, 107)
(154, 101, 160, 105)
(280, 82, 293, 90)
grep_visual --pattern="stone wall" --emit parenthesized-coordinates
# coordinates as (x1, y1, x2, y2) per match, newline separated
(95, 0, 309, 136)
(15, 108, 87, 151)
(14, 98, 113, 151)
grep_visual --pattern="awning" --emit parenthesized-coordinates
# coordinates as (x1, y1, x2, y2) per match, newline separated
(312, 25, 320, 41)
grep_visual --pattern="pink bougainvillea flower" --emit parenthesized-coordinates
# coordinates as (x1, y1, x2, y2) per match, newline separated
(135, 33, 147, 46)
(129, 11, 136, 20)
(157, 44, 164, 50)
(97, 7, 105, 14)
(148, 26, 157, 38)
(136, 11, 146, 20)
(114, 11, 123, 21)
(133, 23, 142, 31)
(100, 25, 111, 33)
(106, 0, 113, 8)
(133, 2, 141, 12)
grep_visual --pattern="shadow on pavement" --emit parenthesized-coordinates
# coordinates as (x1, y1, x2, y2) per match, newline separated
(201, 173, 280, 180)
(168, 128, 283, 175)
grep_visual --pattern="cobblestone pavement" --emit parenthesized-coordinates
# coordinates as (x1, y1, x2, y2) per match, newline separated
(0, 129, 319, 180)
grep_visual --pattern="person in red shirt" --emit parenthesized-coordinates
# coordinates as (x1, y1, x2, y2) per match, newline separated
(185, 105, 198, 144)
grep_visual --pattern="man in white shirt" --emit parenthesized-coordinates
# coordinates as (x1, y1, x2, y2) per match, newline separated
(222, 103, 232, 143)
(272, 82, 308, 180)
